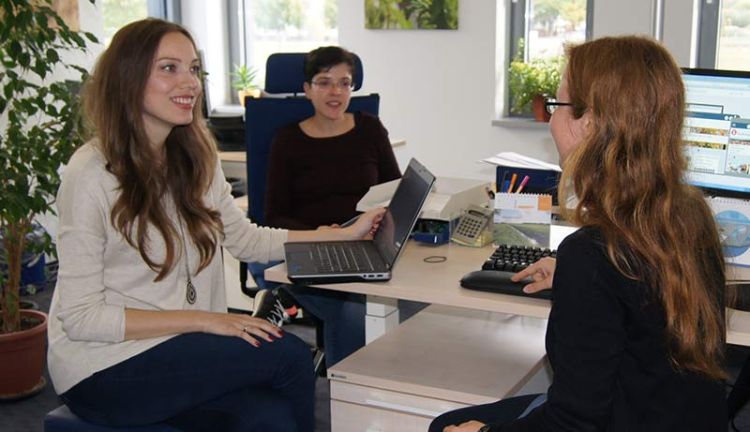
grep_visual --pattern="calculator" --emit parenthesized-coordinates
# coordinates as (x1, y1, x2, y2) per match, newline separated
(451, 205, 493, 247)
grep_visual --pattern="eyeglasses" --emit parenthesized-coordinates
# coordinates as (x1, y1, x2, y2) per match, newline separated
(311, 79, 354, 91)
(544, 98, 574, 115)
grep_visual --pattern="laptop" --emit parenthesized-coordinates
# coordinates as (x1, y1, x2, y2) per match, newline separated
(284, 158, 436, 284)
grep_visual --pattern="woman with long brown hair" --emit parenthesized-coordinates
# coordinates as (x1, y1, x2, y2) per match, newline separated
(431, 36, 727, 432)
(47, 18, 383, 431)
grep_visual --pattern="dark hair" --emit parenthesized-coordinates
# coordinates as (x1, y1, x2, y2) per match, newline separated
(559, 36, 726, 380)
(82, 18, 222, 281)
(304, 46, 356, 83)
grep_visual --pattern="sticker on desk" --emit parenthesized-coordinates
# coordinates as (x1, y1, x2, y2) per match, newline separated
(493, 193, 552, 248)
(711, 197, 750, 267)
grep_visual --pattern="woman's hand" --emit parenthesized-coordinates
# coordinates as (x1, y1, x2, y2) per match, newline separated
(344, 207, 386, 240)
(512, 257, 556, 294)
(124, 309, 283, 344)
(288, 208, 386, 243)
(443, 420, 486, 432)
(200, 311, 284, 347)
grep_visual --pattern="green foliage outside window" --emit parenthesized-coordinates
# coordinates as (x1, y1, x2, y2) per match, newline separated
(532, 0, 586, 36)
(101, 0, 148, 45)
(325, 0, 338, 29)
(253, 0, 304, 31)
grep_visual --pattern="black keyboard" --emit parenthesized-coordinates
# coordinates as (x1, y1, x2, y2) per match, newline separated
(460, 245, 556, 300)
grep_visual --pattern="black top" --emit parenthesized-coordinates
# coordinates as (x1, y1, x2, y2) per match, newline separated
(494, 227, 726, 432)
(264, 111, 401, 230)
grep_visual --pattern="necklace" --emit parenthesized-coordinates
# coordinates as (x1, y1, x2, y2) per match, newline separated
(177, 218, 197, 304)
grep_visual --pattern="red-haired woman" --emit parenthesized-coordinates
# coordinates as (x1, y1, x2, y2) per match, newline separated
(431, 36, 727, 432)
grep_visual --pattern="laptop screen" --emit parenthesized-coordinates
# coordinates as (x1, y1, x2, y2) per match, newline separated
(373, 158, 436, 267)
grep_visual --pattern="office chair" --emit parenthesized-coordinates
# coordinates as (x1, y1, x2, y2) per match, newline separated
(239, 52, 379, 373)
(240, 52, 380, 295)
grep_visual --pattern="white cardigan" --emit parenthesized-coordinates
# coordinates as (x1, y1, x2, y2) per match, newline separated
(47, 142, 288, 394)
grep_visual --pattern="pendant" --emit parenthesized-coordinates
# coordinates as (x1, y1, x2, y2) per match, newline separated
(186, 279, 197, 304)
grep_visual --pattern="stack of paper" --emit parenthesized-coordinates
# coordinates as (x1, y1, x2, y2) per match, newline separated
(482, 152, 561, 172)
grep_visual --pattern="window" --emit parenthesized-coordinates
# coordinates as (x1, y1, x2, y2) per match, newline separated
(510, 0, 591, 62)
(233, 0, 338, 95)
(715, 0, 750, 70)
(506, 0, 592, 117)
(100, 0, 176, 46)
(100, 0, 149, 45)
(698, 0, 750, 70)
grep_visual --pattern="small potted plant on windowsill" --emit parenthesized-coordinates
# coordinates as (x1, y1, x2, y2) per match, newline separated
(231, 64, 261, 106)
(0, 0, 96, 399)
(508, 53, 563, 122)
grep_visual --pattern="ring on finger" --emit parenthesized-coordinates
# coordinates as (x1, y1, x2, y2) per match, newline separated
(242, 326, 247, 333)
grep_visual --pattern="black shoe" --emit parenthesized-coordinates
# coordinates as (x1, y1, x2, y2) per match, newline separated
(252, 288, 298, 327)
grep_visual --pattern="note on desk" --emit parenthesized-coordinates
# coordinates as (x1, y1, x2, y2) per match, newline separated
(494, 193, 552, 224)
(711, 196, 750, 268)
(493, 192, 552, 248)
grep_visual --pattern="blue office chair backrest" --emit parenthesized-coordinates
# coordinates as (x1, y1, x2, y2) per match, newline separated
(263, 52, 365, 95)
(244, 53, 379, 227)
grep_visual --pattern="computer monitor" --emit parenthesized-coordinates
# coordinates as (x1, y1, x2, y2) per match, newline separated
(683, 68, 750, 198)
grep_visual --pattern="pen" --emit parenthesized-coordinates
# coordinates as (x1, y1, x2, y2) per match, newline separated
(508, 173, 518, 193)
(502, 179, 511, 193)
(516, 175, 530, 193)
(340, 214, 360, 227)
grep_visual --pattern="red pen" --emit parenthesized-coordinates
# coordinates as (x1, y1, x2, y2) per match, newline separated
(515, 175, 530, 193)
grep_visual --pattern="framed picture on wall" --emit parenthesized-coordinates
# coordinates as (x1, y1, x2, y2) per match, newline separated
(365, 0, 458, 30)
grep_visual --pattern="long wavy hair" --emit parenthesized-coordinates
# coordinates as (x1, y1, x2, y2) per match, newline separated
(82, 18, 222, 280)
(559, 36, 726, 380)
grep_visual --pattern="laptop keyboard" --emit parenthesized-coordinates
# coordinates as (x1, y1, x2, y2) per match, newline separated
(313, 242, 375, 273)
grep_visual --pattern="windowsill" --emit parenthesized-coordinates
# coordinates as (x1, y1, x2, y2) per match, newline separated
(210, 104, 245, 117)
(492, 117, 550, 130)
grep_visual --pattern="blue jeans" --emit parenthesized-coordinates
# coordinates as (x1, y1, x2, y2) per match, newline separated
(428, 393, 546, 431)
(61, 332, 314, 432)
(283, 284, 366, 367)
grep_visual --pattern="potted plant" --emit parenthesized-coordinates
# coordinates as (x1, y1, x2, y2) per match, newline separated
(0, 0, 96, 398)
(231, 64, 260, 105)
(508, 47, 563, 122)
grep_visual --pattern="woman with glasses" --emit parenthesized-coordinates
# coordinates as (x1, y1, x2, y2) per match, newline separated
(430, 36, 727, 432)
(256, 46, 402, 367)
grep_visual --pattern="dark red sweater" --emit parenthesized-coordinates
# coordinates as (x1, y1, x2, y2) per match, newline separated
(264, 111, 401, 230)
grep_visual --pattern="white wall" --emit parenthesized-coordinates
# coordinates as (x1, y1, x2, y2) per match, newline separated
(339, 1, 555, 182)
(337, 0, 697, 182)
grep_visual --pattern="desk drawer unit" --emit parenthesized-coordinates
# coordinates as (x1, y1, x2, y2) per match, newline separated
(328, 305, 548, 432)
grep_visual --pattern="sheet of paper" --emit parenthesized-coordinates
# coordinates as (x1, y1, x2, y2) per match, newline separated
(482, 151, 561, 172)
(356, 179, 399, 210)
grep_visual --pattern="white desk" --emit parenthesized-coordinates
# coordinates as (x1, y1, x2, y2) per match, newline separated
(328, 305, 547, 431)
(265, 240, 750, 346)
(265, 241, 550, 342)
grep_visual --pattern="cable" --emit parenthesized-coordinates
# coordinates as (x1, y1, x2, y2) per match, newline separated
(423, 256, 447, 263)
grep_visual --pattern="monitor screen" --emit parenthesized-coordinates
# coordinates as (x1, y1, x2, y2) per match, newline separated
(683, 68, 750, 198)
